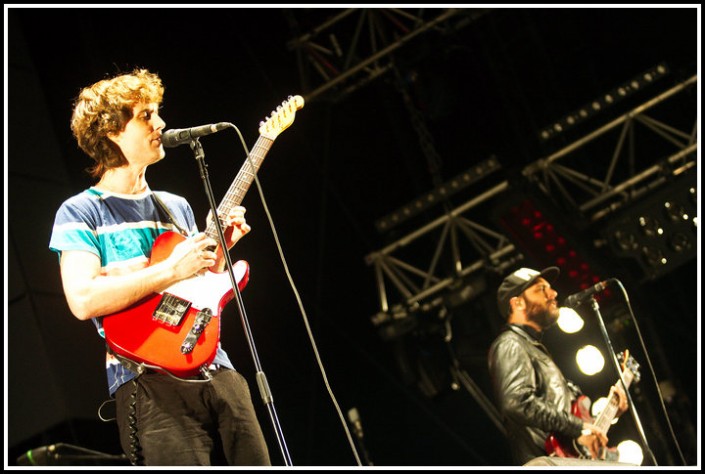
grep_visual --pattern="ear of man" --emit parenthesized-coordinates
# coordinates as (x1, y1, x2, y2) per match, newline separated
(512, 295, 525, 312)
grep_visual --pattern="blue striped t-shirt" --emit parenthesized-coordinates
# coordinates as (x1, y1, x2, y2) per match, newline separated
(49, 187, 234, 395)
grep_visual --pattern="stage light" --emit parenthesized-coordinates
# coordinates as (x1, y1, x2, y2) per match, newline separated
(638, 215, 663, 237)
(495, 197, 604, 295)
(591, 396, 607, 417)
(668, 232, 692, 253)
(443, 274, 487, 309)
(613, 229, 639, 252)
(617, 439, 644, 465)
(557, 307, 584, 334)
(539, 63, 669, 141)
(663, 201, 688, 222)
(641, 245, 667, 267)
(590, 397, 619, 425)
(375, 156, 501, 233)
(600, 171, 696, 281)
(576, 345, 605, 376)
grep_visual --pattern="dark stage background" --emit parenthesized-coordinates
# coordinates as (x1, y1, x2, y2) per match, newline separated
(5, 6, 700, 467)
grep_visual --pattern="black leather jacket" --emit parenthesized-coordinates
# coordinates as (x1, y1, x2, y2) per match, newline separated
(488, 324, 583, 465)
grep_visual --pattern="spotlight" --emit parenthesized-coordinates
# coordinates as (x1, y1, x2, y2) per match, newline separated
(590, 397, 619, 424)
(599, 170, 696, 281)
(613, 229, 639, 252)
(557, 307, 584, 334)
(538, 63, 669, 141)
(641, 245, 667, 267)
(576, 345, 605, 376)
(668, 233, 691, 253)
(638, 216, 663, 237)
(663, 201, 688, 222)
(374, 156, 501, 233)
(617, 440, 644, 465)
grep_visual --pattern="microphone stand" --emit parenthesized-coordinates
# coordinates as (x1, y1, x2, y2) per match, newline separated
(189, 138, 293, 466)
(18, 443, 129, 466)
(587, 296, 656, 466)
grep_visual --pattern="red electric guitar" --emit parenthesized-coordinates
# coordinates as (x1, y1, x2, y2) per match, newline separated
(102, 95, 305, 378)
(545, 351, 640, 459)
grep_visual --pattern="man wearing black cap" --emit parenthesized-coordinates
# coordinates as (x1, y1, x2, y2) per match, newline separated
(487, 266, 627, 465)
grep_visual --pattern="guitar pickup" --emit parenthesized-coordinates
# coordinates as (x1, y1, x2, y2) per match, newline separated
(180, 308, 213, 354)
(153, 293, 191, 326)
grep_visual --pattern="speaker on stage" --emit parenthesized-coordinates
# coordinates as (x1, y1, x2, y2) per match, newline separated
(524, 456, 636, 467)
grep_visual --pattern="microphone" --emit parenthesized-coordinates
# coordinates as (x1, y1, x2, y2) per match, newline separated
(15, 442, 129, 466)
(562, 280, 612, 308)
(16, 444, 58, 465)
(347, 407, 374, 466)
(347, 407, 364, 439)
(161, 122, 229, 148)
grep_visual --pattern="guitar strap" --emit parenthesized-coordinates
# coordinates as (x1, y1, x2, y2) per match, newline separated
(150, 192, 190, 237)
(107, 345, 148, 376)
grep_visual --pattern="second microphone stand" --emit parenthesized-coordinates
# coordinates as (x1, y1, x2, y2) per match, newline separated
(189, 138, 292, 466)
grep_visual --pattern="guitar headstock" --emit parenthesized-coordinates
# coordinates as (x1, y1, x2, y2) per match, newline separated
(259, 95, 305, 141)
(618, 350, 641, 385)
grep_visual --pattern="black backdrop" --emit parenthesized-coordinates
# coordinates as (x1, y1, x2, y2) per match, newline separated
(6, 6, 699, 467)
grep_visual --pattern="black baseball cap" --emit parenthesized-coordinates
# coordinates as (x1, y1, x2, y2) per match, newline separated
(497, 266, 560, 318)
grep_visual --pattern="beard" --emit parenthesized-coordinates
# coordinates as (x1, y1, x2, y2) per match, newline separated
(527, 302, 559, 330)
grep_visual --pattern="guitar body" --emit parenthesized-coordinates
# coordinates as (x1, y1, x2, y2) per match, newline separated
(102, 231, 250, 377)
(544, 436, 580, 458)
(545, 353, 640, 459)
(544, 395, 592, 458)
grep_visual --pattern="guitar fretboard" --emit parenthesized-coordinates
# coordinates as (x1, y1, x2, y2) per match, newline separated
(204, 136, 273, 243)
(594, 369, 633, 433)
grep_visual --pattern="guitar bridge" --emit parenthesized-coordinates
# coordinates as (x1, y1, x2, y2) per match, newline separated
(153, 293, 191, 326)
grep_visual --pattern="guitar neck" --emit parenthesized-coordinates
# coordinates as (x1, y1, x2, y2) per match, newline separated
(593, 369, 633, 433)
(593, 395, 619, 433)
(204, 135, 273, 242)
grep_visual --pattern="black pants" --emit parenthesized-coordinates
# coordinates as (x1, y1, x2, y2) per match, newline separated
(115, 367, 271, 466)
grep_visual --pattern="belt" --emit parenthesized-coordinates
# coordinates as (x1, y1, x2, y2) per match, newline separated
(140, 363, 223, 381)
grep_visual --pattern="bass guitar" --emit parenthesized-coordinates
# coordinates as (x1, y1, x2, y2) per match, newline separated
(545, 351, 640, 459)
(102, 95, 305, 377)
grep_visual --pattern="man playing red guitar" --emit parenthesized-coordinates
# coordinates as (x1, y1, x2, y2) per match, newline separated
(487, 266, 628, 465)
(49, 68, 270, 466)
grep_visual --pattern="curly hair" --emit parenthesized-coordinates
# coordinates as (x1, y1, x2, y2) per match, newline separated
(70, 68, 164, 178)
